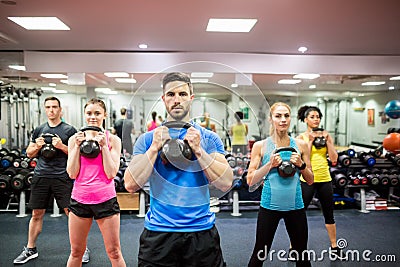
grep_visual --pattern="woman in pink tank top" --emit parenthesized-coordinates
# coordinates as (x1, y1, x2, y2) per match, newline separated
(66, 98, 126, 267)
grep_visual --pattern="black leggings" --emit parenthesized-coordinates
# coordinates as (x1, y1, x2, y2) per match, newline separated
(301, 181, 335, 224)
(248, 207, 311, 267)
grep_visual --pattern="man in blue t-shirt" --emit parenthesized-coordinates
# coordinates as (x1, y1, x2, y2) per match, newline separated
(124, 72, 234, 266)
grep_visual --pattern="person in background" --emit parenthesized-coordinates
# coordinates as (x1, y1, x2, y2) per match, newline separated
(13, 96, 90, 264)
(112, 107, 135, 155)
(200, 112, 216, 132)
(124, 72, 234, 266)
(147, 111, 160, 131)
(66, 98, 126, 267)
(230, 111, 248, 155)
(297, 105, 342, 258)
(247, 102, 313, 267)
(157, 115, 164, 124)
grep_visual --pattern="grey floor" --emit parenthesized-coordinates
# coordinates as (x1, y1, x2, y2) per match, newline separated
(0, 208, 399, 267)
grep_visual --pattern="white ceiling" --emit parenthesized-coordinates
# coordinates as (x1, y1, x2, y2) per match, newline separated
(1, 0, 400, 98)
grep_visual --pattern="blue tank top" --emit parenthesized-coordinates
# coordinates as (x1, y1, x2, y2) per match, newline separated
(260, 137, 304, 211)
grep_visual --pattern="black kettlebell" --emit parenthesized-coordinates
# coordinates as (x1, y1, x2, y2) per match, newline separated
(160, 121, 193, 165)
(80, 126, 103, 158)
(40, 133, 57, 159)
(275, 147, 297, 178)
(312, 128, 326, 149)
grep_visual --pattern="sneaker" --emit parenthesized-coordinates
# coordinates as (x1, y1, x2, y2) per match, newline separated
(13, 247, 38, 264)
(82, 247, 90, 263)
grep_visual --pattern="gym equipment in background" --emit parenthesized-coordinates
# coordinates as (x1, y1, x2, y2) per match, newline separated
(384, 100, 400, 119)
(382, 133, 400, 153)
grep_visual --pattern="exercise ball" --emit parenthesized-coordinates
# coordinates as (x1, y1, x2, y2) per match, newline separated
(382, 133, 400, 153)
(384, 100, 400, 119)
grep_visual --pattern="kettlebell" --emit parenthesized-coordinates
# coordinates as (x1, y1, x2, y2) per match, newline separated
(80, 126, 103, 158)
(40, 133, 57, 159)
(160, 121, 193, 165)
(275, 147, 297, 178)
(312, 128, 326, 149)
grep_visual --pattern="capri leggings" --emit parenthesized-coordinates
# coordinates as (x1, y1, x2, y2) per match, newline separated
(248, 207, 311, 267)
(301, 181, 335, 224)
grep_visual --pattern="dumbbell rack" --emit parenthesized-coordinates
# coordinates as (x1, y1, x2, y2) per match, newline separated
(333, 157, 400, 213)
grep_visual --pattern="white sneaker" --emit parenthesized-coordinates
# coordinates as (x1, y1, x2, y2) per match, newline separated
(82, 247, 90, 263)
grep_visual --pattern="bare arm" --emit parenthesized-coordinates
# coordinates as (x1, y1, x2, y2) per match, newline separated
(124, 126, 169, 193)
(26, 138, 44, 158)
(295, 138, 314, 185)
(325, 132, 338, 164)
(66, 133, 83, 179)
(98, 134, 121, 179)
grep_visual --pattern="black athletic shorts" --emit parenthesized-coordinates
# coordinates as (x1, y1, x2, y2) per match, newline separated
(138, 225, 225, 267)
(68, 197, 120, 220)
(28, 177, 73, 210)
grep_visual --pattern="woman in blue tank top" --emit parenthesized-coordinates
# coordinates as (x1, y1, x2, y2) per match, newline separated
(247, 102, 314, 267)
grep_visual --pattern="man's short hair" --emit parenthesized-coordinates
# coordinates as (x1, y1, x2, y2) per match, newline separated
(162, 72, 193, 94)
(44, 96, 61, 107)
(120, 107, 127, 115)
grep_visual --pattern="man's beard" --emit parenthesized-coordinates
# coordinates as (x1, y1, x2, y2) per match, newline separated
(169, 105, 189, 121)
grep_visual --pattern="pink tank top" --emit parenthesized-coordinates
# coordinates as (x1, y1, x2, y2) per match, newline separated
(147, 120, 158, 131)
(71, 131, 116, 204)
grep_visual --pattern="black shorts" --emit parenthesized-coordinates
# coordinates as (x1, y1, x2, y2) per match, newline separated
(138, 225, 225, 267)
(28, 177, 73, 210)
(68, 197, 120, 220)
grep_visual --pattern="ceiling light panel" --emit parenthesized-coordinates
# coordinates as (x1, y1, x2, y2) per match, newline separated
(9, 65, 26, 71)
(361, 81, 385, 86)
(115, 78, 136, 83)
(8, 17, 70, 30)
(206, 18, 257, 32)
(104, 72, 129, 78)
(41, 74, 68, 79)
(278, 79, 301, 84)
(293, 73, 320, 79)
(389, 76, 400, 80)
(191, 72, 214, 78)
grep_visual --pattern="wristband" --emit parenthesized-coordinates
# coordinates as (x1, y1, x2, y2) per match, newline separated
(298, 162, 306, 170)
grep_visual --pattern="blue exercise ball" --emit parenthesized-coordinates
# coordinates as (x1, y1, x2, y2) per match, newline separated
(384, 100, 400, 119)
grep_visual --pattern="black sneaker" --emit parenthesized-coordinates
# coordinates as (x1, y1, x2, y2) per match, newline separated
(13, 247, 38, 264)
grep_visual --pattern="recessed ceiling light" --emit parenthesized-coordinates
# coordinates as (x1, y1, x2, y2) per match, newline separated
(49, 83, 56, 86)
(115, 78, 136, 83)
(231, 83, 238, 88)
(9, 65, 26, 71)
(190, 78, 209, 83)
(53, 89, 68, 94)
(191, 72, 214, 78)
(309, 85, 316, 89)
(206, 18, 257, 32)
(298, 46, 308, 53)
(138, 44, 148, 49)
(40, 74, 68, 79)
(361, 81, 385, 86)
(60, 79, 69, 84)
(41, 87, 55, 91)
(278, 79, 301, 85)
(104, 72, 129, 78)
(8, 17, 70, 30)
(389, 86, 395, 90)
(293, 73, 320, 79)
(389, 76, 400, 80)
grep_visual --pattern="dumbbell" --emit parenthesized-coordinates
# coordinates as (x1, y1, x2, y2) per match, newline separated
(159, 121, 193, 166)
(235, 157, 244, 168)
(275, 147, 298, 178)
(330, 167, 348, 188)
(23, 171, 34, 188)
(233, 166, 244, 177)
(377, 172, 390, 186)
(337, 149, 356, 167)
(40, 133, 57, 159)
(370, 145, 384, 158)
(11, 169, 30, 191)
(312, 128, 327, 149)
(1, 149, 20, 168)
(348, 173, 360, 185)
(0, 174, 12, 190)
(385, 152, 400, 167)
(80, 126, 103, 158)
(357, 152, 376, 167)
(114, 170, 125, 192)
(0, 147, 9, 158)
(360, 168, 379, 186)
(225, 154, 237, 168)
(387, 128, 400, 134)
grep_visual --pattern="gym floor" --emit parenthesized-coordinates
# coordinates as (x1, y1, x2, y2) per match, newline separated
(0, 208, 399, 267)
